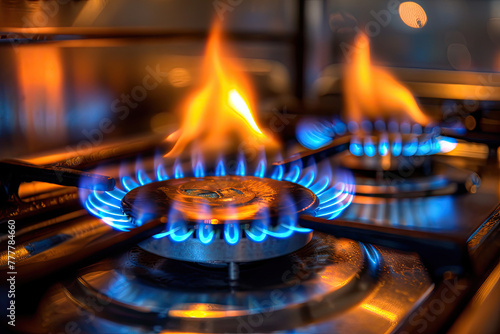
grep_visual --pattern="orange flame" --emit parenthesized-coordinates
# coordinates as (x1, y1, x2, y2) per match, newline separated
(164, 22, 277, 158)
(344, 33, 430, 127)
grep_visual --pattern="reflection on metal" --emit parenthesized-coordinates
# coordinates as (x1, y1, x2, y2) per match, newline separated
(168, 304, 248, 318)
(167, 67, 192, 87)
(399, 2, 428, 29)
(72, 0, 109, 26)
(361, 303, 398, 322)
(342, 196, 458, 231)
(48, 236, 432, 333)
(449, 260, 500, 334)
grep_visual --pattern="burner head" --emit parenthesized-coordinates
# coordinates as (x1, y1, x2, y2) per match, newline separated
(296, 118, 452, 159)
(120, 176, 318, 263)
(121, 176, 318, 225)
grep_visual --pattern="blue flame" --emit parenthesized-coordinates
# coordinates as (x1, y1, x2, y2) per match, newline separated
(309, 176, 329, 194)
(402, 138, 418, 156)
(216, 158, 226, 177)
(198, 224, 215, 244)
(298, 169, 315, 188)
(296, 118, 457, 157)
(152, 227, 180, 239)
(349, 137, 363, 156)
(363, 137, 376, 157)
(156, 164, 169, 181)
(284, 161, 302, 183)
(417, 139, 432, 155)
(169, 224, 194, 242)
(193, 160, 205, 178)
(174, 160, 184, 179)
(121, 176, 139, 192)
(392, 134, 402, 156)
(245, 220, 268, 242)
(236, 155, 246, 176)
(315, 173, 355, 220)
(224, 223, 240, 245)
(296, 119, 334, 150)
(333, 120, 347, 135)
(378, 133, 389, 156)
(254, 154, 267, 178)
(137, 169, 152, 185)
(437, 136, 458, 153)
(83, 153, 354, 245)
(261, 221, 294, 238)
(271, 164, 284, 181)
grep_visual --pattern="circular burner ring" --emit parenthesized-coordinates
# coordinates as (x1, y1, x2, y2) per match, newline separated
(121, 176, 318, 263)
(138, 230, 313, 263)
(121, 176, 318, 226)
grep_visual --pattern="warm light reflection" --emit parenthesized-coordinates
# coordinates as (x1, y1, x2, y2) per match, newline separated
(164, 21, 277, 158)
(399, 2, 427, 29)
(168, 67, 192, 88)
(17, 46, 65, 148)
(168, 303, 247, 318)
(361, 303, 398, 322)
(344, 33, 430, 127)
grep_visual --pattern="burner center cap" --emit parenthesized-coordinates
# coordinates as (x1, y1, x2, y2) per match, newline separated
(175, 179, 256, 206)
(121, 176, 318, 224)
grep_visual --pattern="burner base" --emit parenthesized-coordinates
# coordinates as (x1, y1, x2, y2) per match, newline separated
(43, 234, 432, 334)
(138, 230, 313, 263)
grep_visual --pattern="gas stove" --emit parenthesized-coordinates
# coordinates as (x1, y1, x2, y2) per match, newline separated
(1, 1, 500, 333)
(0, 133, 499, 334)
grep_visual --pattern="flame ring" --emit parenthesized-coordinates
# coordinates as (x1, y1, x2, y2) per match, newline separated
(84, 157, 354, 245)
(296, 118, 458, 157)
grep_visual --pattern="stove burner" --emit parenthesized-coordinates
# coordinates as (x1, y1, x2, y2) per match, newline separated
(119, 176, 317, 263)
(84, 154, 354, 227)
(82, 155, 354, 264)
(121, 176, 318, 224)
(296, 118, 458, 157)
(66, 235, 375, 329)
(48, 233, 432, 333)
(138, 227, 313, 263)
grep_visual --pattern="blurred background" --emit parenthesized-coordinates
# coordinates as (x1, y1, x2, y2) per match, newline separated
(0, 0, 499, 157)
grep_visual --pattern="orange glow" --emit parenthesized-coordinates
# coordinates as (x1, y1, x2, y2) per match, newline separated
(17, 46, 65, 149)
(344, 33, 430, 127)
(168, 303, 247, 318)
(399, 2, 427, 29)
(361, 303, 398, 322)
(168, 67, 192, 87)
(164, 21, 277, 158)
(175, 310, 208, 318)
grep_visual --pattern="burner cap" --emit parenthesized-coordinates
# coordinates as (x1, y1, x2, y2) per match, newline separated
(121, 176, 318, 225)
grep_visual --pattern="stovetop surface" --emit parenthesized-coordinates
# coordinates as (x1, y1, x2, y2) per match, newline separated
(0, 138, 499, 334)
(11, 233, 433, 334)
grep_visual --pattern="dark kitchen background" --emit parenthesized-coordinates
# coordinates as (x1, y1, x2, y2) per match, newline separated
(1, 0, 499, 157)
